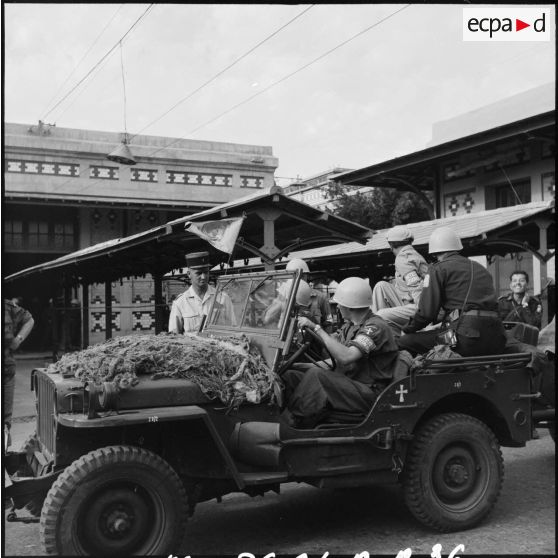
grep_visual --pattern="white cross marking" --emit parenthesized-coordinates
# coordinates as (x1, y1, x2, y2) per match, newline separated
(395, 384, 408, 403)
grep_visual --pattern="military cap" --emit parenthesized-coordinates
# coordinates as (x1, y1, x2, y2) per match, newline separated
(186, 251, 210, 269)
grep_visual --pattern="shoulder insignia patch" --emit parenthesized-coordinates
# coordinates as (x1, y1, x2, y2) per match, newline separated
(365, 325, 379, 336)
(354, 334, 376, 353)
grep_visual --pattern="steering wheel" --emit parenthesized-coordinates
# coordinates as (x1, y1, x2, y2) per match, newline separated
(278, 326, 336, 375)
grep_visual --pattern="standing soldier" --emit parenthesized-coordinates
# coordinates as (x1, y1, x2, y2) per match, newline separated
(168, 251, 234, 334)
(371, 225, 428, 336)
(4, 298, 34, 445)
(498, 271, 542, 329)
(399, 227, 506, 357)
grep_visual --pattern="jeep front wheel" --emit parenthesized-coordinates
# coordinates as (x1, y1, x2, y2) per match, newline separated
(40, 445, 187, 556)
(403, 413, 503, 532)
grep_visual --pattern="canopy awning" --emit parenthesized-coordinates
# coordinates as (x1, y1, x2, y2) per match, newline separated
(229, 200, 555, 274)
(4, 185, 373, 285)
(331, 111, 555, 192)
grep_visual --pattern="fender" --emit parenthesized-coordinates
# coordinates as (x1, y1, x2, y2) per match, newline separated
(57, 405, 246, 489)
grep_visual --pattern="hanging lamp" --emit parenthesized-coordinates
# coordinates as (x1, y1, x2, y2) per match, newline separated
(106, 42, 136, 166)
(107, 135, 136, 165)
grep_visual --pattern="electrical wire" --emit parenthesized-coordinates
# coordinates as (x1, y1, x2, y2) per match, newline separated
(119, 42, 128, 136)
(144, 4, 412, 158)
(46, 4, 412, 197)
(51, 49, 114, 123)
(128, 4, 316, 141)
(42, 4, 154, 121)
(40, 4, 125, 120)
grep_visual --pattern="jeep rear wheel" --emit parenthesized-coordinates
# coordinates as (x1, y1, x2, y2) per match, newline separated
(40, 446, 187, 556)
(403, 413, 503, 532)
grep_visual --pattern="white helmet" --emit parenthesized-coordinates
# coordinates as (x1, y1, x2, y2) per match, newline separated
(428, 226, 463, 254)
(286, 258, 309, 273)
(295, 280, 312, 307)
(386, 225, 413, 243)
(332, 277, 372, 308)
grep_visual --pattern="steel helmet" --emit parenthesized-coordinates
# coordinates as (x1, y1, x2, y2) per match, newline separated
(327, 280, 338, 294)
(386, 225, 413, 243)
(286, 258, 309, 273)
(295, 280, 312, 307)
(428, 226, 463, 254)
(332, 277, 372, 308)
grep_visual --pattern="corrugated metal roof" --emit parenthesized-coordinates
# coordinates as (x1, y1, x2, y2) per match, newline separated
(230, 200, 555, 269)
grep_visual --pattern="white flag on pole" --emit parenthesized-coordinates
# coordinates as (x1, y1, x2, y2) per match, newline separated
(184, 217, 244, 254)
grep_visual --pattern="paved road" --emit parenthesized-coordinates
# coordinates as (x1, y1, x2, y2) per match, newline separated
(3, 358, 555, 557)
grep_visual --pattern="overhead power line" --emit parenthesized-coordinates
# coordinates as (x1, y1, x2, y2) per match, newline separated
(128, 4, 316, 140)
(40, 4, 125, 119)
(145, 4, 412, 158)
(42, 4, 154, 121)
(49, 4, 412, 197)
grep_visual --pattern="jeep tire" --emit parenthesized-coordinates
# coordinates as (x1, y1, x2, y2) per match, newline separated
(403, 413, 503, 532)
(40, 445, 188, 556)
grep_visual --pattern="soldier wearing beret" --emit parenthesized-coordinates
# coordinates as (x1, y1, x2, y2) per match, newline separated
(168, 251, 234, 334)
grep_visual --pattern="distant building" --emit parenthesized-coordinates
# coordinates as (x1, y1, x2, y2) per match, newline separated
(332, 82, 555, 303)
(283, 167, 357, 210)
(3, 122, 277, 348)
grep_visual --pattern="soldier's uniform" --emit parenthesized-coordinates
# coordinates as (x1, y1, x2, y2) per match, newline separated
(4, 300, 33, 428)
(498, 293, 542, 329)
(168, 286, 235, 333)
(283, 310, 399, 426)
(308, 289, 333, 329)
(398, 253, 506, 357)
(371, 244, 429, 335)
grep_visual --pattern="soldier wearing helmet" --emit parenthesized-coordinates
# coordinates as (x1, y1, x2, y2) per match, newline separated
(371, 225, 428, 337)
(398, 226, 506, 357)
(264, 258, 332, 328)
(282, 276, 399, 428)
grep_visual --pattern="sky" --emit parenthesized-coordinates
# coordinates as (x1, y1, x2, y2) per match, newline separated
(3, 3, 556, 186)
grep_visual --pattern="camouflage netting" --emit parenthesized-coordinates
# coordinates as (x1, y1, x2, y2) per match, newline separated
(47, 333, 283, 409)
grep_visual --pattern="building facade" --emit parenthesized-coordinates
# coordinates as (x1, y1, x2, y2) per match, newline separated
(331, 83, 555, 302)
(3, 122, 278, 349)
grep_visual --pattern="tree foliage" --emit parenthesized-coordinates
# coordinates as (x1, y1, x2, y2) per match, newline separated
(324, 182, 433, 230)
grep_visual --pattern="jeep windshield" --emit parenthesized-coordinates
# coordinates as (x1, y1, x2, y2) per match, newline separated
(205, 270, 300, 334)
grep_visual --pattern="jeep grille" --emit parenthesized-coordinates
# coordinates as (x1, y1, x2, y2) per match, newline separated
(36, 372, 56, 458)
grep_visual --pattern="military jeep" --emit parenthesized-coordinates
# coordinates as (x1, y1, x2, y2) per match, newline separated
(5, 270, 554, 556)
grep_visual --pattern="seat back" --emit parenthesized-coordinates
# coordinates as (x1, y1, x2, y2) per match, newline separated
(503, 321, 539, 346)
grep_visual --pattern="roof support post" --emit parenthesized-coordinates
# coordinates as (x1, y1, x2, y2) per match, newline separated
(434, 165, 442, 219)
(536, 217, 551, 327)
(81, 282, 89, 349)
(154, 273, 165, 334)
(105, 281, 113, 340)
(63, 285, 71, 353)
(255, 208, 281, 271)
